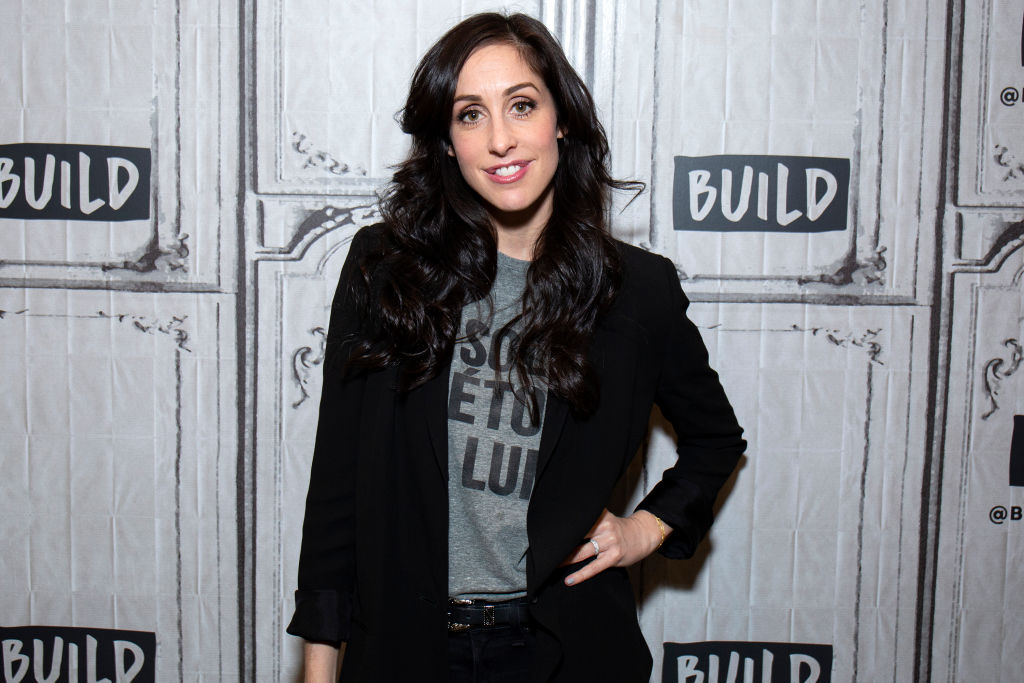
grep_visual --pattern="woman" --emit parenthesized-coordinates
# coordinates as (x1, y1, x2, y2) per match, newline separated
(287, 12, 745, 683)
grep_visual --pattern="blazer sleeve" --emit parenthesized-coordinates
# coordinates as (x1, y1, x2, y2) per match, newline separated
(636, 255, 746, 559)
(286, 226, 376, 644)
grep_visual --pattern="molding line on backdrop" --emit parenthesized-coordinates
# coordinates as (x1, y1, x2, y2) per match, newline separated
(982, 338, 1023, 420)
(255, 201, 380, 261)
(0, 308, 191, 352)
(291, 326, 326, 409)
(699, 323, 885, 365)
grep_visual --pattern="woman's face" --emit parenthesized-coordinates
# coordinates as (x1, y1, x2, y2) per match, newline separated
(448, 42, 563, 236)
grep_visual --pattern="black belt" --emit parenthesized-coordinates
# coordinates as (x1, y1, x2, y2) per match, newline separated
(447, 597, 531, 633)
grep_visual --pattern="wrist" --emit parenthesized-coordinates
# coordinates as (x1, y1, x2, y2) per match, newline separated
(633, 509, 669, 551)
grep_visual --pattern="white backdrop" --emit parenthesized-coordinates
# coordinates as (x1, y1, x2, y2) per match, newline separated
(1, 1, 1022, 681)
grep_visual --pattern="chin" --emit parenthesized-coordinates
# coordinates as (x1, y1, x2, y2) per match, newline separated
(489, 198, 534, 214)
(479, 183, 555, 224)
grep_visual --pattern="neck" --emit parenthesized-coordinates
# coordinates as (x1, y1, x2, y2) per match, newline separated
(491, 186, 554, 261)
(496, 228, 540, 261)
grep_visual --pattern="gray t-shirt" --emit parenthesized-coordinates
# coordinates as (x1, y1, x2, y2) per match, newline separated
(447, 252, 546, 599)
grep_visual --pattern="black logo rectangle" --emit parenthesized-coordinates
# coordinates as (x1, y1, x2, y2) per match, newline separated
(1011, 415, 1024, 486)
(673, 155, 850, 233)
(663, 641, 833, 683)
(0, 143, 150, 221)
(0, 625, 155, 683)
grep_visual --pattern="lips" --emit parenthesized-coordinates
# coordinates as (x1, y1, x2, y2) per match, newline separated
(485, 160, 531, 184)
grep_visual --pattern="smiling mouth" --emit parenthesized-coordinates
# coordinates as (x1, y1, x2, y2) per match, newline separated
(486, 160, 530, 183)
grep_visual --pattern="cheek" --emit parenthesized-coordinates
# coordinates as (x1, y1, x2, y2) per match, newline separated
(537, 120, 562, 159)
(448, 141, 479, 184)
(448, 133, 477, 165)
(540, 131, 561, 164)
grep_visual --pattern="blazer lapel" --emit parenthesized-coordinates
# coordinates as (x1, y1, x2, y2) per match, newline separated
(535, 390, 569, 484)
(535, 317, 622, 483)
(421, 361, 452, 479)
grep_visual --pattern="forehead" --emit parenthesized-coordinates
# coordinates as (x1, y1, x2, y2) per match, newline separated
(456, 43, 546, 93)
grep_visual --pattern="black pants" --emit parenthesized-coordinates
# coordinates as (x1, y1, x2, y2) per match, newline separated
(447, 623, 536, 683)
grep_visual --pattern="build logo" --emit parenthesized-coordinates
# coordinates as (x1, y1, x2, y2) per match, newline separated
(663, 641, 832, 683)
(1011, 415, 1024, 487)
(0, 143, 150, 221)
(673, 155, 849, 233)
(1, 626, 155, 683)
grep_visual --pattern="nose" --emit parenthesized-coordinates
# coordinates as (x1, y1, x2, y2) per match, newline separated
(488, 117, 516, 156)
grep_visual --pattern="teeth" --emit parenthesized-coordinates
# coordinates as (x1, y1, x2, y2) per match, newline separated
(494, 165, 522, 176)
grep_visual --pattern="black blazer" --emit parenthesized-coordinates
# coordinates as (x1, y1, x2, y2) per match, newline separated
(287, 224, 746, 683)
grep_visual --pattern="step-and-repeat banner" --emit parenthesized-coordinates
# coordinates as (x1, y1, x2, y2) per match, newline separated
(1, 1, 1022, 681)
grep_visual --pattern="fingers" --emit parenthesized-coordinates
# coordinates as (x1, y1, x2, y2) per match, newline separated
(562, 508, 645, 584)
(564, 540, 620, 585)
(563, 510, 663, 585)
(560, 508, 614, 567)
(559, 542, 594, 566)
(560, 535, 604, 565)
(564, 532, 626, 585)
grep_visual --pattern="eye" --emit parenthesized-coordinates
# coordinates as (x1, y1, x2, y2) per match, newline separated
(510, 99, 536, 117)
(456, 108, 483, 124)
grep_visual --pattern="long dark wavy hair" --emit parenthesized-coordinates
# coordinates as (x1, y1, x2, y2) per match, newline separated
(348, 12, 642, 417)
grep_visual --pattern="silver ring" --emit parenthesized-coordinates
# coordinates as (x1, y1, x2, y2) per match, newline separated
(589, 539, 600, 557)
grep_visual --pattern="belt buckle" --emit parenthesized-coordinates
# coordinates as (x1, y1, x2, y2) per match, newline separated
(482, 605, 495, 627)
(448, 598, 473, 633)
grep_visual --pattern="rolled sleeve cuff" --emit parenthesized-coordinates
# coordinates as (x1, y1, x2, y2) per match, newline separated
(636, 481, 712, 560)
(286, 589, 353, 644)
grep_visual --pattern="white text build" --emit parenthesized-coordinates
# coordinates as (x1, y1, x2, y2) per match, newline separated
(1, 626, 154, 683)
(663, 641, 833, 683)
(673, 155, 850, 233)
(0, 144, 150, 221)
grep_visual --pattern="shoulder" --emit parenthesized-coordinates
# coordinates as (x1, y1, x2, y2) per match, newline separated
(596, 238, 685, 347)
(611, 238, 681, 307)
(349, 222, 389, 259)
(342, 223, 393, 290)
(331, 223, 391, 308)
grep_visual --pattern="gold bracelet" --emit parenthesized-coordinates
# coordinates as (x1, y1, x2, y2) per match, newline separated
(650, 512, 668, 548)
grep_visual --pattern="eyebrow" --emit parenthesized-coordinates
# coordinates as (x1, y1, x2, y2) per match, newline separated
(452, 82, 539, 105)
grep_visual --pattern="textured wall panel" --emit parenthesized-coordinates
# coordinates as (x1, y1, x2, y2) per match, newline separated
(613, 302, 930, 682)
(933, 242, 1024, 683)
(598, 0, 946, 301)
(956, 0, 1024, 206)
(0, 288, 238, 681)
(252, 0, 542, 196)
(0, 0, 239, 288)
(250, 205, 375, 681)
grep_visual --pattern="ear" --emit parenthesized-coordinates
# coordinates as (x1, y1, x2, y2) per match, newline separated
(447, 144, 455, 157)
(557, 127, 566, 140)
